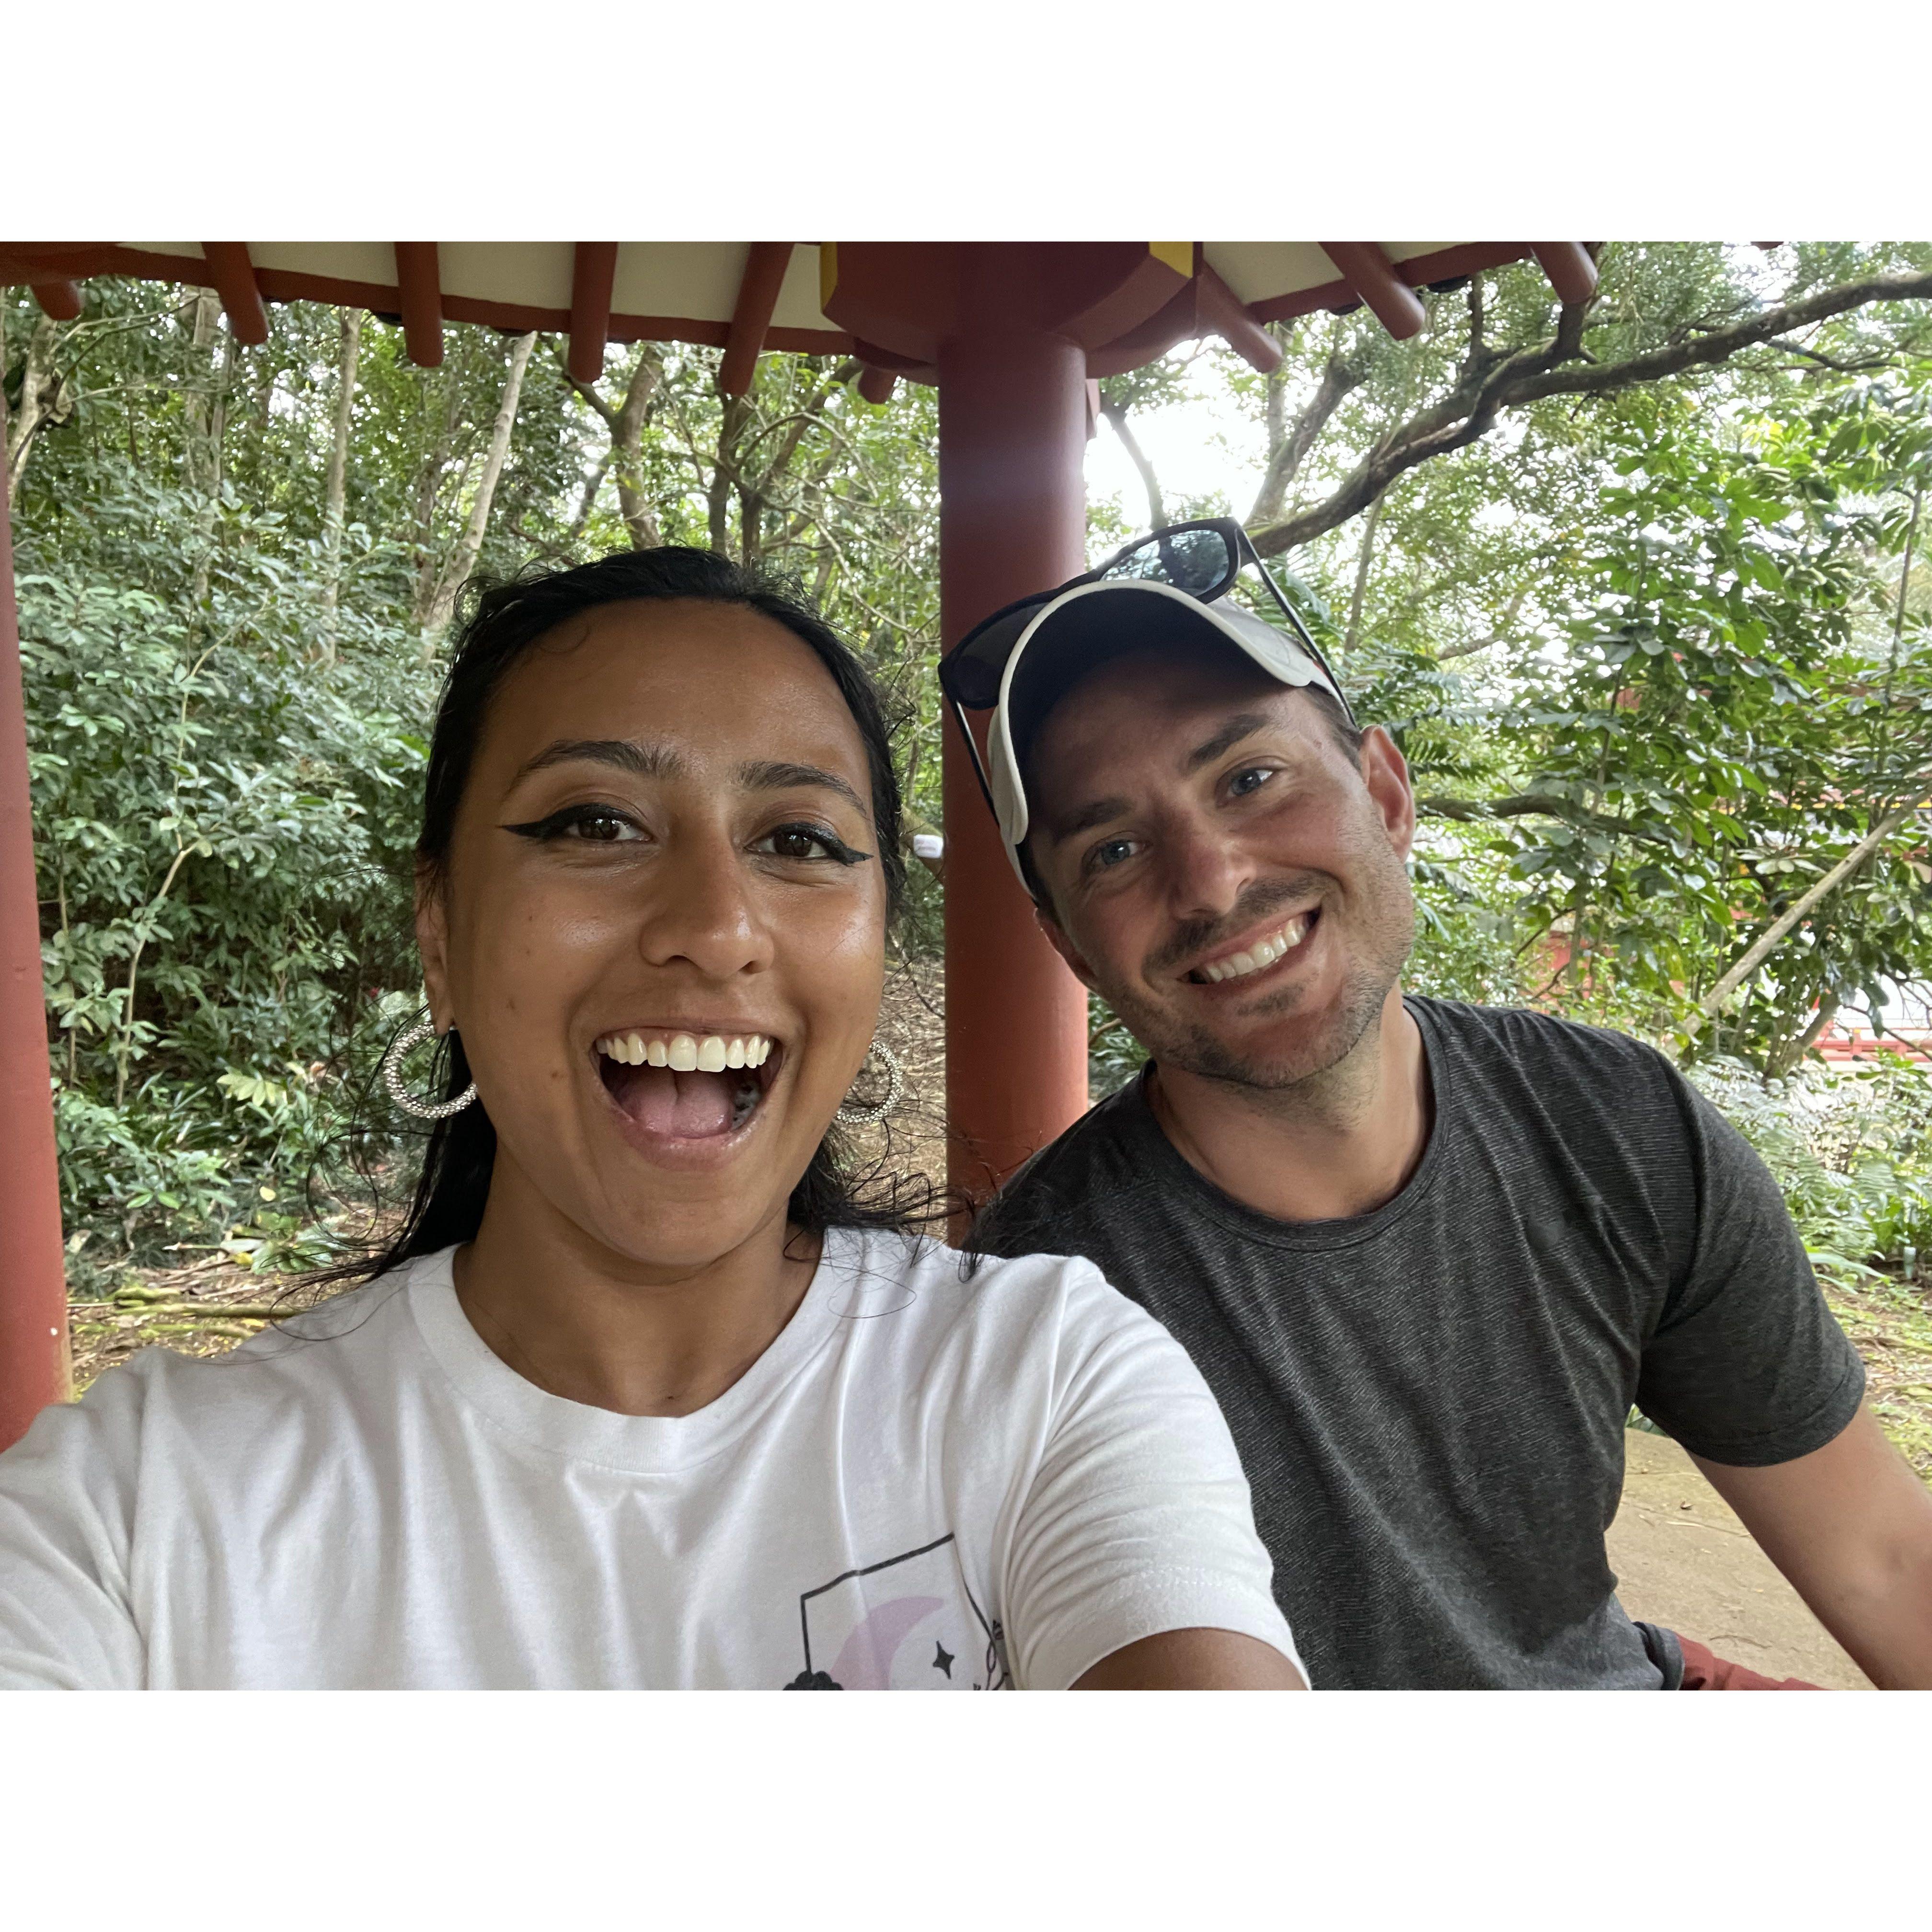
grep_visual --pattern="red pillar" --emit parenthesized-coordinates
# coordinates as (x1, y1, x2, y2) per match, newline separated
(0, 397, 69, 1449)
(937, 250, 1091, 1204)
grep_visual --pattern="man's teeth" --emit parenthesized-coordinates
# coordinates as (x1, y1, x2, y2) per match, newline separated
(1197, 913, 1312, 983)
(594, 1031, 773, 1069)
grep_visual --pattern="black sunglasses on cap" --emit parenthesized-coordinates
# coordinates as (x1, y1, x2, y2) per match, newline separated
(938, 518, 1347, 713)
(937, 518, 1355, 833)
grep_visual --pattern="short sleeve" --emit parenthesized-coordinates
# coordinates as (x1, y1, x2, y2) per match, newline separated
(1000, 1261, 1305, 1690)
(0, 1377, 148, 1690)
(1635, 1079, 1864, 1466)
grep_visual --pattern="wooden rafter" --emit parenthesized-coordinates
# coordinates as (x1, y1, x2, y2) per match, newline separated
(199, 242, 270, 345)
(393, 243, 445, 368)
(718, 243, 794, 397)
(1318, 243, 1426, 341)
(29, 280, 81, 321)
(568, 242, 619, 384)
(1531, 242, 1599, 307)
(1194, 263, 1283, 373)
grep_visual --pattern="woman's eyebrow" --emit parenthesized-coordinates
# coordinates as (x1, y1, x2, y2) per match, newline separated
(513, 738, 683, 782)
(737, 759, 868, 817)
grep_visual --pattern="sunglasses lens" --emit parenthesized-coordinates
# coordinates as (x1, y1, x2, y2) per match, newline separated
(1100, 525, 1236, 597)
(941, 603, 1040, 709)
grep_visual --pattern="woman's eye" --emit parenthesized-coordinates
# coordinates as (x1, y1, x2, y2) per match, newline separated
(503, 805, 644, 844)
(1228, 765, 1276, 799)
(568, 811, 636, 843)
(755, 823, 868, 865)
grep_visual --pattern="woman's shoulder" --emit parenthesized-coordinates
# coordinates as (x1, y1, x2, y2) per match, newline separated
(61, 1263, 426, 1444)
(821, 1226, 1165, 1365)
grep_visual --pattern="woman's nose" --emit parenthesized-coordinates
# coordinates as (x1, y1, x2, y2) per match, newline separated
(636, 835, 772, 979)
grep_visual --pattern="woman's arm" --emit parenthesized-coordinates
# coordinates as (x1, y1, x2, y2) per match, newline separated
(1073, 1627, 1307, 1690)
(999, 1261, 1308, 1690)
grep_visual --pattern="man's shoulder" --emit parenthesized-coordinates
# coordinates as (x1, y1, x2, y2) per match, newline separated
(1414, 996, 1683, 1099)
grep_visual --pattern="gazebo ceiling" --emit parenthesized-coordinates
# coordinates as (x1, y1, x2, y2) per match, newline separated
(0, 240, 1597, 396)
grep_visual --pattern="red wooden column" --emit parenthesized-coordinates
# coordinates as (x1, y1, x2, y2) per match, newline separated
(0, 396, 69, 1449)
(936, 248, 1091, 1203)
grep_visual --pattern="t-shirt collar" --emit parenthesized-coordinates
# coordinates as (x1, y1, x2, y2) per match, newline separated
(403, 1227, 871, 1475)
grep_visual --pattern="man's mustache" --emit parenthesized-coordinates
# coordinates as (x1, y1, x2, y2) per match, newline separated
(1146, 873, 1331, 978)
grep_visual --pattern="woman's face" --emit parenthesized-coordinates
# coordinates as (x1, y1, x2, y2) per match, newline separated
(418, 598, 888, 1272)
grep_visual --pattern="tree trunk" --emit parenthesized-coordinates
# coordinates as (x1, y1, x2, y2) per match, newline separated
(1099, 390, 1167, 531)
(564, 344, 666, 550)
(611, 347, 665, 549)
(318, 308, 363, 660)
(708, 396, 753, 557)
(185, 295, 235, 613)
(1342, 494, 1383, 655)
(419, 330, 538, 652)
(5, 316, 74, 493)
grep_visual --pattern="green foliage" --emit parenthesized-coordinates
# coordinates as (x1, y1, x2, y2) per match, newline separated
(1480, 381, 1932, 1067)
(1690, 1054, 1932, 1278)
(11, 245, 1932, 1261)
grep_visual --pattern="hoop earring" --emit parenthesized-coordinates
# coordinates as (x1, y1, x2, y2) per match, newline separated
(835, 1039, 904, 1126)
(382, 1011, 478, 1121)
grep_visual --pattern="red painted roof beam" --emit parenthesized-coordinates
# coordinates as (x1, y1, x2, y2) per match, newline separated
(855, 364, 897, 404)
(568, 242, 620, 385)
(30, 280, 81, 321)
(1319, 243, 1426, 341)
(199, 242, 270, 345)
(393, 244, 444, 368)
(718, 243, 794, 398)
(1531, 242, 1599, 307)
(1194, 264, 1283, 373)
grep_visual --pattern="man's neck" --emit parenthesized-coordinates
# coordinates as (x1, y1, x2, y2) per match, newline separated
(1145, 983, 1431, 1224)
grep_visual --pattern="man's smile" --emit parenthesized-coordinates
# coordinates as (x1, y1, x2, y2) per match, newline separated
(1183, 908, 1321, 987)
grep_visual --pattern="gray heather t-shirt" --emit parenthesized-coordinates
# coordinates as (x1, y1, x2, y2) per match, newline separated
(971, 997, 1865, 1690)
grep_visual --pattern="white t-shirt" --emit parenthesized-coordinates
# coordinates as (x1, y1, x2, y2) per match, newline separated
(0, 1230, 1301, 1690)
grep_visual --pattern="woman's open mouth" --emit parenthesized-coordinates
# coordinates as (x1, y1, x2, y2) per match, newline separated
(592, 1028, 779, 1140)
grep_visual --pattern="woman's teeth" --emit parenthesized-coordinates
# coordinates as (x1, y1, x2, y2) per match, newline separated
(1196, 912, 1313, 984)
(594, 1031, 773, 1070)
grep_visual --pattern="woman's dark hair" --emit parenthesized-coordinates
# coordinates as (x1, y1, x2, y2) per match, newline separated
(354, 547, 926, 1281)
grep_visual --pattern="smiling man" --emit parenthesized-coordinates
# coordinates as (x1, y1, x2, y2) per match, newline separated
(956, 521, 1932, 1691)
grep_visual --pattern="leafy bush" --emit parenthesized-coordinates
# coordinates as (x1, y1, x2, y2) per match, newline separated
(1688, 1051, 1932, 1278)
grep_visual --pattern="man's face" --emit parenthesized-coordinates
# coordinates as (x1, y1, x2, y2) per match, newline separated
(1024, 648, 1417, 1091)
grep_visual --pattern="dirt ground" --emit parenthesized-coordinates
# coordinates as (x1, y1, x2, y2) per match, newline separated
(1610, 1431, 1874, 1688)
(63, 963, 1932, 1686)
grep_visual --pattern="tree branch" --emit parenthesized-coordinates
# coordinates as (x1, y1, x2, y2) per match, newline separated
(1246, 351, 1360, 526)
(1247, 271, 1932, 560)
(1099, 389, 1166, 530)
(1689, 787, 1932, 1034)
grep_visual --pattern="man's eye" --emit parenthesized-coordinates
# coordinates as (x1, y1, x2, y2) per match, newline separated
(1089, 838, 1138, 873)
(1228, 766, 1276, 798)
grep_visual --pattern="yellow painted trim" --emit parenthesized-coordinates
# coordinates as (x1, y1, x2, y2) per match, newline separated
(1150, 242, 1194, 278)
(819, 242, 839, 314)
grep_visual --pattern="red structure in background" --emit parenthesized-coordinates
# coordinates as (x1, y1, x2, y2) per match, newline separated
(0, 405, 69, 1449)
(0, 238, 1600, 1446)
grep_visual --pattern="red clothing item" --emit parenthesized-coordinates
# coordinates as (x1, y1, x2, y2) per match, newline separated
(1676, 1634, 1820, 1690)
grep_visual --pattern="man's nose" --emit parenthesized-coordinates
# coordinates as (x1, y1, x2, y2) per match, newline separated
(1160, 815, 1256, 924)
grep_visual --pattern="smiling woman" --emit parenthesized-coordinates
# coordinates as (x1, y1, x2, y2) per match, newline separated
(0, 550, 1306, 1692)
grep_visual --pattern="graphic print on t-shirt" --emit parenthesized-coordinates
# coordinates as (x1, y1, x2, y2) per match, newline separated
(783, 1532, 1010, 1690)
